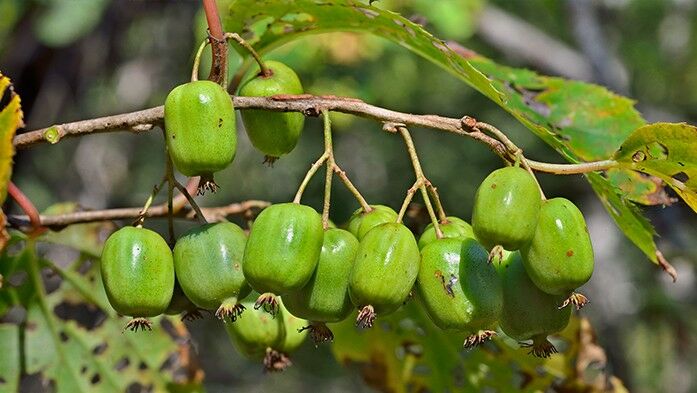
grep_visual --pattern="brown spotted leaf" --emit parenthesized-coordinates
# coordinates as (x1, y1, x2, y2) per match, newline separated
(614, 122, 697, 213)
(331, 302, 623, 392)
(2, 239, 203, 393)
(224, 0, 672, 268)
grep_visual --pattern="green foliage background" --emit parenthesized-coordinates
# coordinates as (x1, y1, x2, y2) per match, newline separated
(1, 0, 696, 392)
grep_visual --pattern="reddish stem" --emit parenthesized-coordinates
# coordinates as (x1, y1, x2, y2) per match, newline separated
(8, 181, 44, 235)
(201, 0, 228, 84)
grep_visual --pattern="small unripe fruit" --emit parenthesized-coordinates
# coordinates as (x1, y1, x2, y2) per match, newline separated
(418, 216, 475, 250)
(472, 167, 541, 250)
(239, 61, 305, 161)
(497, 252, 571, 358)
(345, 205, 398, 240)
(164, 80, 236, 190)
(284, 228, 359, 344)
(349, 223, 420, 328)
(417, 238, 502, 348)
(173, 222, 251, 320)
(101, 226, 174, 331)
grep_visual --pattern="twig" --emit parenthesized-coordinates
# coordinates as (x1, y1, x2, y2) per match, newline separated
(293, 153, 329, 204)
(172, 178, 208, 225)
(201, 0, 227, 84)
(7, 182, 44, 234)
(391, 124, 442, 237)
(225, 33, 269, 77)
(6, 200, 270, 229)
(13, 95, 618, 176)
(321, 112, 334, 229)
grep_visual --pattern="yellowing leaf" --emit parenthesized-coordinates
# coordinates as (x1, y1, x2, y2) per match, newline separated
(0, 72, 22, 205)
(614, 123, 697, 212)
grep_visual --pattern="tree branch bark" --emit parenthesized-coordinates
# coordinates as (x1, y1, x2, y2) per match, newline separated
(14, 94, 616, 176)
(7, 200, 270, 229)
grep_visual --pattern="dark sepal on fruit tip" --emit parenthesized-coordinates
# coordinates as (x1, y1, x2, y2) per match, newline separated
(123, 317, 153, 332)
(299, 322, 334, 346)
(356, 305, 376, 329)
(263, 347, 292, 372)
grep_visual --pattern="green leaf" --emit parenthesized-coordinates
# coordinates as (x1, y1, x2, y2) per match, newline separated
(586, 172, 658, 263)
(614, 122, 697, 212)
(33, 0, 109, 47)
(331, 301, 621, 391)
(2, 241, 203, 392)
(0, 323, 20, 393)
(223, 0, 666, 265)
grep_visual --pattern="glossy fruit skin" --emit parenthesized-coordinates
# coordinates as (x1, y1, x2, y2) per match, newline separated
(345, 205, 398, 240)
(496, 252, 571, 342)
(521, 198, 594, 296)
(238, 61, 305, 157)
(349, 223, 420, 314)
(418, 216, 475, 250)
(278, 301, 308, 353)
(472, 166, 541, 250)
(225, 299, 284, 358)
(164, 80, 236, 176)
(101, 227, 174, 317)
(417, 238, 502, 331)
(173, 222, 251, 310)
(284, 229, 359, 322)
(243, 203, 323, 294)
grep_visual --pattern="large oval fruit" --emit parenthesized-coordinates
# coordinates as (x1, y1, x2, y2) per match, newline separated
(417, 238, 502, 347)
(345, 205, 398, 240)
(497, 252, 571, 358)
(472, 166, 541, 250)
(243, 203, 323, 314)
(225, 298, 286, 371)
(283, 228, 359, 343)
(418, 216, 475, 250)
(521, 198, 594, 299)
(101, 226, 174, 330)
(349, 222, 420, 328)
(173, 222, 251, 320)
(238, 61, 305, 160)
(164, 80, 236, 184)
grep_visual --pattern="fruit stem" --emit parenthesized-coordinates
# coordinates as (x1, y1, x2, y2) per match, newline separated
(321, 111, 335, 229)
(165, 150, 208, 224)
(134, 178, 167, 227)
(292, 152, 329, 204)
(190, 37, 210, 82)
(333, 163, 372, 213)
(224, 33, 271, 78)
(396, 180, 420, 223)
(426, 183, 448, 223)
(393, 125, 443, 238)
(201, 0, 228, 85)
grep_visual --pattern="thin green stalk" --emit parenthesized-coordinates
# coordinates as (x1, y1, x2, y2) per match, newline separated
(321, 111, 334, 229)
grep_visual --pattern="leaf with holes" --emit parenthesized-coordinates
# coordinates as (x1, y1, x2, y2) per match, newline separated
(330, 301, 552, 392)
(330, 301, 624, 391)
(223, 0, 669, 269)
(39, 203, 116, 258)
(614, 122, 697, 213)
(0, 323, 20, 392)
(5, 240, 203, 392)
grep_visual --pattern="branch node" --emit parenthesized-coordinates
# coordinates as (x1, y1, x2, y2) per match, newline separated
(382, 122, 406, 133)
(460, 115, 478, 130)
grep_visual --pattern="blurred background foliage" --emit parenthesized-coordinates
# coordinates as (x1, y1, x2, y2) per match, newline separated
(1, 0, 696, 392)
